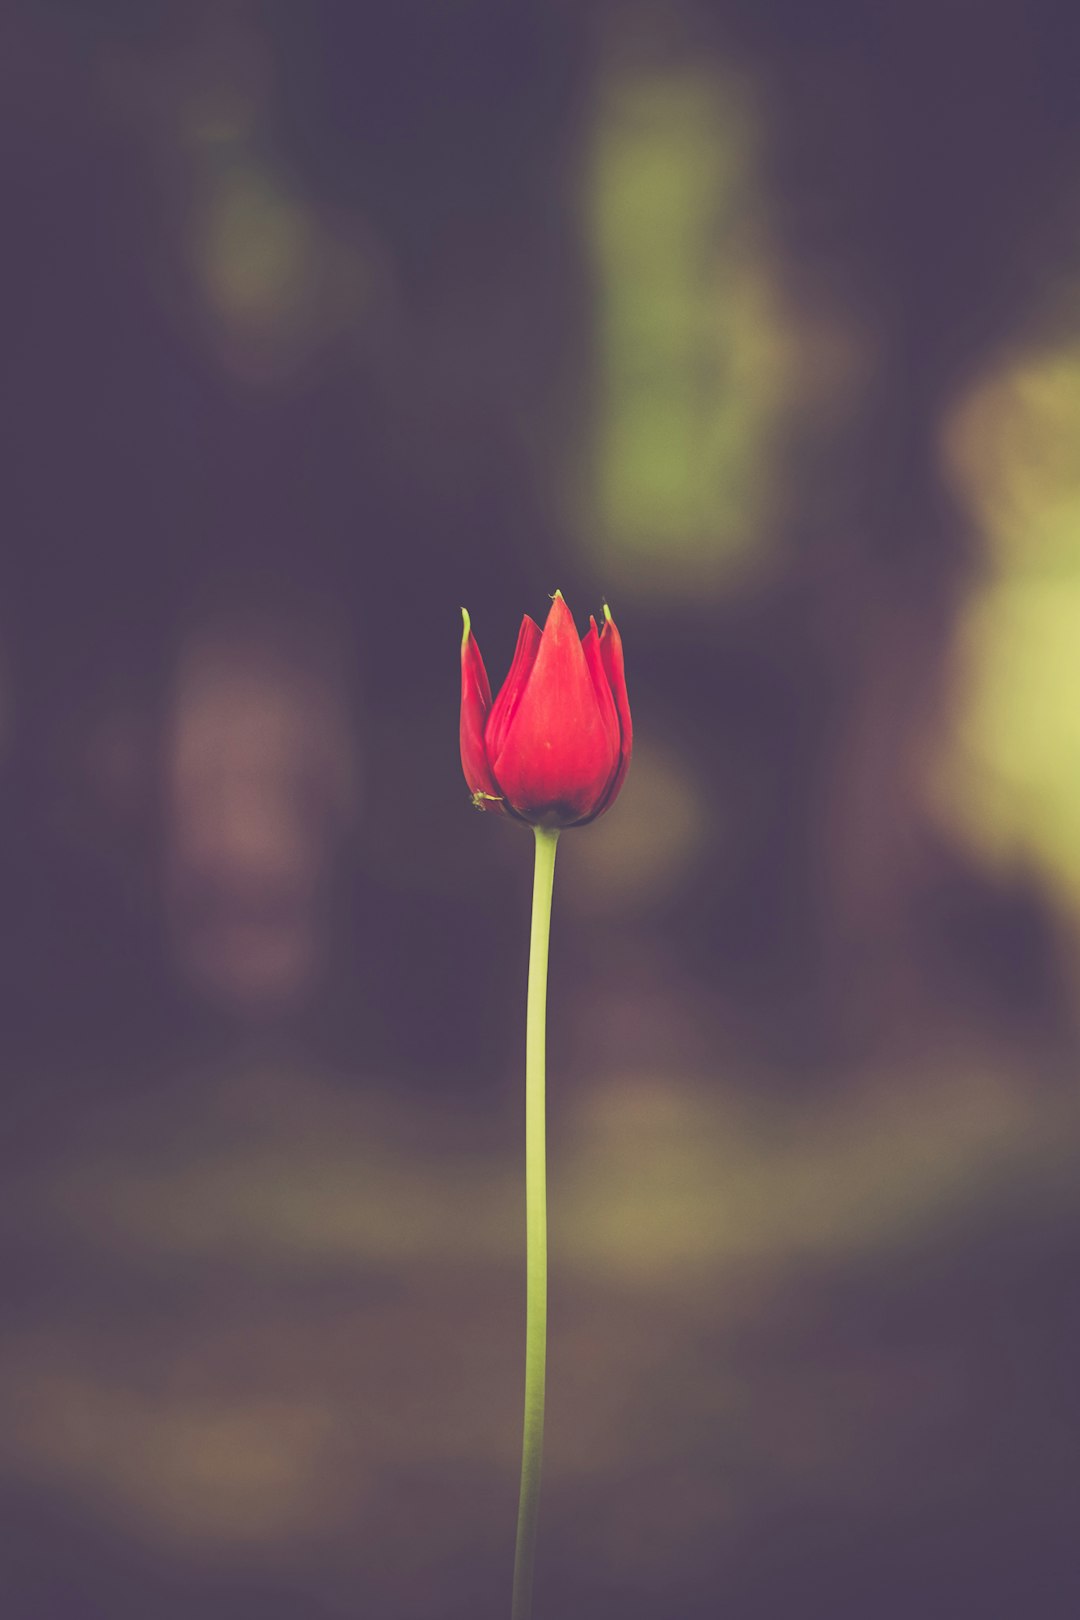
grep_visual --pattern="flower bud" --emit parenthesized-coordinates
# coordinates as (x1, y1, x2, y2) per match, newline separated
(460, 593, 632, 828)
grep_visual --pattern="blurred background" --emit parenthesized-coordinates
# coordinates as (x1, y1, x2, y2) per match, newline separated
(3, 0, 1080, 1614)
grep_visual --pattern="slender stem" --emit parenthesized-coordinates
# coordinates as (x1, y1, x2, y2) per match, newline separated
(511, 824, 559, 1620)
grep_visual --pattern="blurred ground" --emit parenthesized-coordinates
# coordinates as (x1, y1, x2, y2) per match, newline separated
(4, 1, 1080, 1615)
(4, 1057, 1080, 1617)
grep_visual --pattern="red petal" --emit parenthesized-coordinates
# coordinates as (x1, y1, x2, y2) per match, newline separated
(484, 615, 542, 767)
(460, 610, 502, 806)
(592, 607, 632, 815)
(583, 612, 621, 770)
(492, 593, 620, 825)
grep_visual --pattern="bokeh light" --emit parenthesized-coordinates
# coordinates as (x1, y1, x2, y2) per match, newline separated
(939, 340, 1080, 908)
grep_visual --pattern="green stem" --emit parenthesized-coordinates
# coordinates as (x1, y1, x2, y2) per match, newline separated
(511, 824, 559, 1620)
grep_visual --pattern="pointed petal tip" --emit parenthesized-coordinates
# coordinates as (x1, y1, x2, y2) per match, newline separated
(543, 590, 576, 632)
(461, 606, 471, 651)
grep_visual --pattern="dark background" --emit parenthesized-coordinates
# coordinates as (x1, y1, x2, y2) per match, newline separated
(3, 1, 1080, 1615)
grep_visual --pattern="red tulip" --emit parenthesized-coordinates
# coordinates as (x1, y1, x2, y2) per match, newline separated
(460, 592, 632, 828)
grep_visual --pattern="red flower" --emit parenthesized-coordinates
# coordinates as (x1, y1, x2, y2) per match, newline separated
(460, 592, 632, 828)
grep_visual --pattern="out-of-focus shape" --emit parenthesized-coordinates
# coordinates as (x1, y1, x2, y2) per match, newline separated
(938, 343, 1080, 903)
(192, 154, 379, 382)
(163, 615, 359, 1015)
(580, 43, 872, 599)
(945, 344, 1080, 576)
(583, 63, 774, 594)
(166, 12, 384, 384)
(559, 733, 706, 915)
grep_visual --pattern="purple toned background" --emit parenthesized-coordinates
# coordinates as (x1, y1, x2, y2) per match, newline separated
(3, 2, 1080, 1615)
